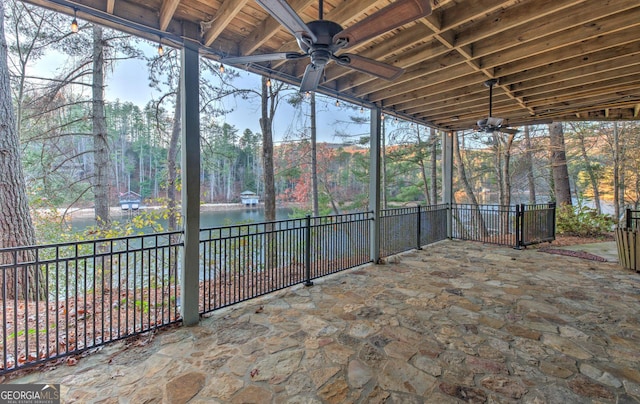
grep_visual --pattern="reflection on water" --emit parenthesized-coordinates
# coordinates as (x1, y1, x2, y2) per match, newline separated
(70, 206, 296, 233)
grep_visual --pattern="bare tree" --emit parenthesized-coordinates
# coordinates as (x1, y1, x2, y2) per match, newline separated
(454, 132, 488, 237)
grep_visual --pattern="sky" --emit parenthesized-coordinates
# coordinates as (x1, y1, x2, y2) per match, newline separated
(30, 40, 373, 144)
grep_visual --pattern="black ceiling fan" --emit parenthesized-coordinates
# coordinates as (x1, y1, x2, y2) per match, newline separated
(221, 0, 432, 93)
(475, 79, 519, 135)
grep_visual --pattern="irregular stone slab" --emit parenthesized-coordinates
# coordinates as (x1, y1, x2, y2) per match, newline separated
(348, 359, 372, 388)
(480, 375, 528, 399)
(165, 372, 206, 404)
(568, 375, 615, 400)
(579, 363, 622, 388)
(251, 349, 304, 384)
(216, 322, 269, 345)
(412, 355, 442, 377)
(378, 359, 436, 395)
(231, 385, 273, 404)
(309, 366, 340, 389)
(317, 379, 349, 404)
(541, 334, 593, 359)
(199, 373, 244, 400)
(439, 382, 487, 403)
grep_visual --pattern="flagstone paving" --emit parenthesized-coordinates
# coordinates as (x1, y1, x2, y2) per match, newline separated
(6, 240, 640, 403)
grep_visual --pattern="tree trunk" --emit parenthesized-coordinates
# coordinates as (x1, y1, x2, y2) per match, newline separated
(167, 85, 181, 231)
(575, 125, 602, 214)
(310, 92, 319, 217)
(613, 122, 621, 222)
(453, 132, 488, 237)
(430, 128, 438, 205)
(549, 122, 572, 206)
(502, 133, 515, 207)
(92, 25, 111, 226)
(523, 126, 536, 204)
(415, 126, 430, 205)
(0, 1, 43, 300)
(260, 77, 276, 222)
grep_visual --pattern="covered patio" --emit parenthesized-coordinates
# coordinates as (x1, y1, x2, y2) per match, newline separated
(11, 241, 640, 402)
(4, 0, 640, 401)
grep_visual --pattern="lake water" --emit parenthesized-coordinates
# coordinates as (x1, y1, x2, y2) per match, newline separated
(70, 206, 297, 233)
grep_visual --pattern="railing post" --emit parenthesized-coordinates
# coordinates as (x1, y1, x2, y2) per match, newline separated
(514, 204, 523, 249)
(304, 215, 313, 287)
(550, 202, 557, 240)
(180, 42, 201, 326)
(416, 206, 422, 250)
(626, 208, 631, 229)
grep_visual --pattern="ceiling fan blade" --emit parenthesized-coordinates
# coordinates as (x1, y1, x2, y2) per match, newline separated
(336, 54, 404, 80)
(221, 52, 305, 64)
(498, 127, 519, 135)
(299, 64, 325, 93)
(255, 0, 317, 42)
(334, 0, 431, 49)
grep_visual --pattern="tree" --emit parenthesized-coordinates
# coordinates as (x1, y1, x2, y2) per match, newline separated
(0, 0, 43, 300)
(549, 122, 572, 205)
(92, 25, 110, 226)
(310, 92, 319, 216)
(454, 131, 488, 237)
(260, 76, 281, 222)
(523, 126, 537, 204)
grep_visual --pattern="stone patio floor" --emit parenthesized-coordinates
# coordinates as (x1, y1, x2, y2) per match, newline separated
(7, 240, 640, 403)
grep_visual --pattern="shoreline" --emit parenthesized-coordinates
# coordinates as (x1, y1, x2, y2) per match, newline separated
(61, 202, 306, 219)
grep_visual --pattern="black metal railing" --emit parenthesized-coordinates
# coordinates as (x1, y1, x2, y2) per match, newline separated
(452, 204, 518, 246)
(199, 212, 371, 314)
(2, 203, 556, 374)
(0, 232, 182, 374)
(451, 203, 556, 248)
(380, 205, 448, 258)
(625, 209, 640, 230)
(518, 203, 556, 247)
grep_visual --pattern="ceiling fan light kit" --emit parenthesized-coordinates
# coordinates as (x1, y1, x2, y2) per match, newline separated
(475, 79, 519, 135)
(221, 0, 432, 92)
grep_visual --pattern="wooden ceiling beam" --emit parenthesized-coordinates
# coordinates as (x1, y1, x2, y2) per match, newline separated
(159, 0, 181, 31)
(494, 28, 640, 78)
(513, 66, 640, 99)
(365, 63, 476, 103)
(502, 44, 640, 89)
(203, 0, 248, 47)
(477, 6, 640, 69)
(524, 79, 640, 108)
(453, 0, 586, 47)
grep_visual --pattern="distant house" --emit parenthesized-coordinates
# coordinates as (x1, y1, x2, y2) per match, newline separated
(119, 191, 141, 210)
(240, 191, 259, 206)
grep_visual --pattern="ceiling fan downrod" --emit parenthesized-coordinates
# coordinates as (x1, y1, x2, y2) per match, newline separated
(485, 78, 498, 117)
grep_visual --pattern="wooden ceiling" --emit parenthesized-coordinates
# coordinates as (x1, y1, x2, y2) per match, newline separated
(22, 0, 640, 131)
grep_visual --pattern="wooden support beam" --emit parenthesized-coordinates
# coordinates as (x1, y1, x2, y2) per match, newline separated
(159, 0, 181, 31)
(203, 0, 248, 47)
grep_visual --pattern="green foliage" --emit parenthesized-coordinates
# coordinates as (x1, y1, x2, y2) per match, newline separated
(556, 200, 615, 237)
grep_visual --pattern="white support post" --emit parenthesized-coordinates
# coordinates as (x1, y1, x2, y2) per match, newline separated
(369, 107, 382, 263)
(180, 42, 201, 326)
(442, 131, 454, 238)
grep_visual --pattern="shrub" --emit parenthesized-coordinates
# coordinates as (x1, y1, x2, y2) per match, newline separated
(556, 201, 615, 237)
